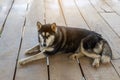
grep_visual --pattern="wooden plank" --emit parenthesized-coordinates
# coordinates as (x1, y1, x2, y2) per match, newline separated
(0, 0, 14, 33)
(60, 0, 89, 29)
(45, 0, 65, 25)
(80, 57, 120, 80)
(75, 0, 120, 80)
(112, 60, 120, 75)
(75, 0, 120, 58)
(100, 13, 120, 36)
(45, 0, 83, 80)
(0, 0, 28, 80)
(49, 54, 83, 80)
(15, 0, 48, 80)
(105, 0, 120, 15)
(89, 0, 114, 13)
(100, 12, 120, 77)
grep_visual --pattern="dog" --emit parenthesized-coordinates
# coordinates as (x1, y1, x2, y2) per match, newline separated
(19, 21, 112, 67)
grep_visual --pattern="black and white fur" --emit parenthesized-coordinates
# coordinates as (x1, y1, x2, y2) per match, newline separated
(19, 22, 112, 67)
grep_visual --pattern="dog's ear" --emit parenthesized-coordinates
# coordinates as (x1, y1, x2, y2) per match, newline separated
(37, 21, 42, 30)
(51, 23, 57, 32)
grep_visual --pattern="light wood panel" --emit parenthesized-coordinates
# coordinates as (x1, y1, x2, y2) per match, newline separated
(100, 12, 120, 77)
(0, 0, 120, 80)
(60, 0, 89, 29)
(80, 57, 120, 80)
(89, 0, 113, 13)
(0, 0, 14, 34)
(75, 0, 120, 58)
(100, 13, 120, 36)
(45, 0, 83, 80)
(75, 0, 120, 80)
(0, 0, 28, 80)
(15, 0, 48, 80)
(112, 60, 120, 75)
(105, 0, 120, 15)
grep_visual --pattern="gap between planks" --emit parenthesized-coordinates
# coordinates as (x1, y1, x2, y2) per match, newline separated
(59, 0, 90, 79)
(13, 1, 29, 79)
(44, 0, 50, 80)
(45, 0, 84, 80)
(58, 0, 67, 25)
(13, 18, 26, 80)
(14, 0, 49, 80)
(74, 0, 120, 79)
(88, 0, 120, 39)
(58, 0, 86, 79)
(0, 0, 15, 37)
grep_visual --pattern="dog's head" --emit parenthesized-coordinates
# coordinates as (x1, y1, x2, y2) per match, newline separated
(36, 21, 57, 47)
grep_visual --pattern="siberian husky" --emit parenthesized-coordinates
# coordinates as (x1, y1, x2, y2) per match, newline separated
(19, 21, 112, 67)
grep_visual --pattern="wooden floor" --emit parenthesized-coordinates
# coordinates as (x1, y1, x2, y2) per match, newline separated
(0, 0, 120, 80)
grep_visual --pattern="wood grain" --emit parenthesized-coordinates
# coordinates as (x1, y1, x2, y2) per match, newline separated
(60, 0, 89, 29)
(0, 0, 14, 33)
(80, 57, 120, 80)
(45, 0, 83, 80)
(75, 0, 120, 58)
(0, 0, 120, 80)
(105, 0, 120, 15)
(75, 0, 120, 79)
(112, 60, 120, 76)
(45, 0, 65, 25)
(100, 12, 120, 77)
(100, 13, 120, 36)
(0, 0, 28, 80)
(15, 0, 48, 80)
(89, 0, 113, 13)
(49, 54, 83, 80)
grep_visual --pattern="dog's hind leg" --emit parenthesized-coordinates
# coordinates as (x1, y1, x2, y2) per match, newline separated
(81, 43, 100, 59)
(81, 39, 101, 67)
(25, 44, 40, 55)
(92, 58, 100, 68)
(19, 52, 46, 65)
(81, 38, 101, 58)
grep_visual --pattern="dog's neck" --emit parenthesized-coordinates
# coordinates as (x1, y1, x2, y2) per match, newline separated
(52, 27, 62, 47)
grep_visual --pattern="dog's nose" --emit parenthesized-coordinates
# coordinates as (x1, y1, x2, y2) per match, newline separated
(43, 43, 46, 47)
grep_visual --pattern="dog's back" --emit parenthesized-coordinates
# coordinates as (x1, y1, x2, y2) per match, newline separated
(58, 27, 102, 53)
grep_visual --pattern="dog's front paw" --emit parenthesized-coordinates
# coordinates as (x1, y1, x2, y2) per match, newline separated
(92, 58, 100, 68)
(18, 59, 26, 65)
(92, 61, 99, 68)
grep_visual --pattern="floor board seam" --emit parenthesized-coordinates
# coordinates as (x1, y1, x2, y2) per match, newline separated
(0, 0, 15, 37)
